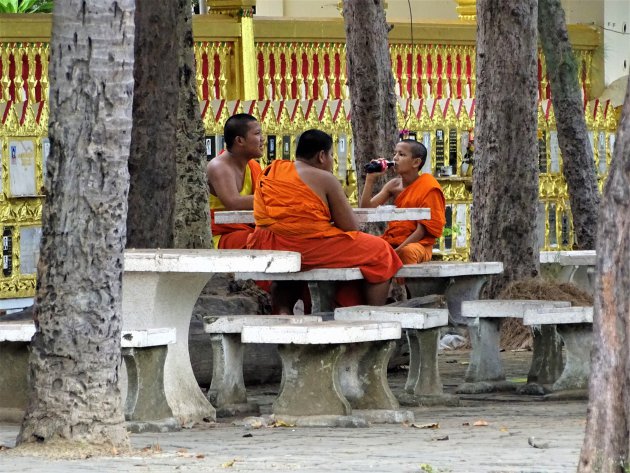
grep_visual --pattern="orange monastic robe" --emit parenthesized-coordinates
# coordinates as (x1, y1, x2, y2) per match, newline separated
(210, 159, 262, 249)
(381, 173, 446, 264)
(247, 160, 402, 284)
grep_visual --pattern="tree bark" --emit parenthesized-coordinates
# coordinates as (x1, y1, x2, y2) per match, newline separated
(342, 0, 398, 200)
(126, 0, 179, 248)
(538, 0, 600, 250)
(577, 76, 630, 473)
(17, 0, 134, 448)
(173, 0, 212, 249)
(471, 0, 540, 297)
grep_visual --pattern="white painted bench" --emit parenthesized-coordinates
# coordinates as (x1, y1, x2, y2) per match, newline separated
(333, 306, 453, 406)
(241, 320, 409, 426)
(122, 248, 301, 423)
(0, 322, 177, 432)
(459, 300, 572, 392)
(523, 306, 593, 391)
(203, 314, 322, 417)
(237, 261, 504, 321)
(214, 207, 431, 224)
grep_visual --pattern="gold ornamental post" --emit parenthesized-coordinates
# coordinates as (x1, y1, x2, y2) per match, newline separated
(454, 0, 476, 22)
(207, 0, 257, 100)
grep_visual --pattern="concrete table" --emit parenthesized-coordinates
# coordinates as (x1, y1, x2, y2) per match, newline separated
(540, 250, 596, 294)
(122, 249, 301, 423)
(214, 207, 430, 225)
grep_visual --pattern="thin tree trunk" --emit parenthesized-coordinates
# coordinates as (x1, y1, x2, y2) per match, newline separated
(173, 0, 212, 249)
(578, 76, 630, 473)
(126, 0, 179, 248)
(538, 0, 600, 250)
(471, 0, 540, 297)
(17, 0, 134, 448)
(342, 0, 398, 200)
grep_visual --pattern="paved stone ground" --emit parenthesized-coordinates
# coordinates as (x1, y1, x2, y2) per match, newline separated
(0, 350, 587, 473)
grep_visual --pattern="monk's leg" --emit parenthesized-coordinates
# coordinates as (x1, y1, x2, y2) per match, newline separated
(364, 280, 391, 306)
(271, 281, 302, 315)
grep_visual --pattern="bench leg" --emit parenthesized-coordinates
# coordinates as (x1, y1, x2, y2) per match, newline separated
(123, 346, 179, 432)
(445, 276, 489, 326)
(338, 341, 398, 410)
(207, 334, 258, 417)
(464, 318, 505, 383)
(208, 333, 247, 406)
(405, 328, 443, 396)
(308, 281, 336, 313)
(274, 344, 351, 416)
(0, 341, 29, 422)
(553, 324, 592, 391)
(527, 325, 563, 385)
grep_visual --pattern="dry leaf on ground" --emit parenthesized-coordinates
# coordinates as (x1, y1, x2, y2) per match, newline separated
(409, 422, 439, 429)
(473, 420, 489, 427)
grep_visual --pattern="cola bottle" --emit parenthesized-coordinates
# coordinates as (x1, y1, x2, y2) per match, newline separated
(364, 159, 395, 173)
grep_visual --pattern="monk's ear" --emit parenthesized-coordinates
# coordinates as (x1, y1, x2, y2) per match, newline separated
(413, 157, 422, 170)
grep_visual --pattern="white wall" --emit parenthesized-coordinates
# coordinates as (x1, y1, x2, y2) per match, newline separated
(603, 0, 630, 85)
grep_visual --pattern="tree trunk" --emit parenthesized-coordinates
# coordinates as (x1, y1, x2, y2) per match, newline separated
(538, 0, 600, 250)
(173, 0, 212, 249)
(470, 0, 540, 298)
(126, 0, 179, 248)
(17, 0, 134, 448)
(577, 76, 630, 473)
(342, 0, 398, 200)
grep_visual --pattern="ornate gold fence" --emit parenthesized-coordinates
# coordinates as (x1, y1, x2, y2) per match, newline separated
(0, 14, 613, 299)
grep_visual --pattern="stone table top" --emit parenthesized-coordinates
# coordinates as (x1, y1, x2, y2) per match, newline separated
(539, 250, 596, 265)
(334, 306, 448, 330)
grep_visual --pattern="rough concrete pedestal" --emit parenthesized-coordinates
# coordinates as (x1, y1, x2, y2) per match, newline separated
(123, 346, 180, 433)
(0, 341, 29, 422)
(553, 324, 592, 391)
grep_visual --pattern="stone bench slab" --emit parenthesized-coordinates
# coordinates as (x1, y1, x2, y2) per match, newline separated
(0, 323, 35, 341)
(523, 307, 593, 325)
(396, 262, 503, 278)
(462, 300, 571, 319)
(241, 321, 401, 344)
(204, 315, 322, 334)
(122, 328, 176, 348)
(236, 267, 363, 282)
(333, 306, 448, 329)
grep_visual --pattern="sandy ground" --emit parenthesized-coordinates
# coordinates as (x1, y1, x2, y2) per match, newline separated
(0, 350, 587, 473)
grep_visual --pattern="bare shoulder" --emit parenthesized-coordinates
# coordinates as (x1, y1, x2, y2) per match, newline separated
(207, 155, 233, 179)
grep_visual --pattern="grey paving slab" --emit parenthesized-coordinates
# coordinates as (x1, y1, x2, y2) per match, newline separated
(0, 351, 587, 473)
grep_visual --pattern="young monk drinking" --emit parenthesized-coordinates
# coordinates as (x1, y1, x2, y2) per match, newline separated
(246, 129, 403, 314)
(360, 139, 446, 264)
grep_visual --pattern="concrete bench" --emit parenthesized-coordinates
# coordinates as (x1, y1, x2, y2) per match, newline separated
(203, 314, 322, 417)
(523, 306, 593, 392)
(333, 306, 454, 406)
(0, 322, 177, 433)
(459, 300, 571, 393)
(241, 320, 409, 427)
(237, 261, 504, 318)
(540, 250, 596, 294)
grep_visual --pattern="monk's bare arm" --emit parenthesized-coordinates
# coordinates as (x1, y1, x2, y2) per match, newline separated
(325, 174, 360, 231)
(359, 172, 392, 208)
(395, 223, 427, 253)
(207, 160, 254, 210)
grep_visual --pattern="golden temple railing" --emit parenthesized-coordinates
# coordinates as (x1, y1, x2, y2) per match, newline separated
(0, 13, 612, 297)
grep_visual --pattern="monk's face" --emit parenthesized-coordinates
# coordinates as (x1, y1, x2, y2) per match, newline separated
(240, 121, 264, 159)
(393, 142, 421, 174)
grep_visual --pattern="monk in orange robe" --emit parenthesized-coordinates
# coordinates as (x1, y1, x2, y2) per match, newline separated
(360, 139, 446, 264)
(207, 113, 263, 249)
(247, 129, 403, 314)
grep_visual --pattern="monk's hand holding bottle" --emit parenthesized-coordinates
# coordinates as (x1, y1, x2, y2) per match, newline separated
(364, 159, 393, 178)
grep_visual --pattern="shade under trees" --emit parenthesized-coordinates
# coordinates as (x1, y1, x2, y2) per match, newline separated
(17, 0, 135, 448)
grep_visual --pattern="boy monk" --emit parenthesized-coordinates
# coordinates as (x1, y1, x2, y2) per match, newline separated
(207, 113, 263, 249)
(360, 139, 446, 264)
(246, 129, 403, 313)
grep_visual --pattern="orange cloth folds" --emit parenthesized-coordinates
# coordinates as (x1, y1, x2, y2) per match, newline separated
(248, 160, 402, 284)
(381, 173, 446, 249)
